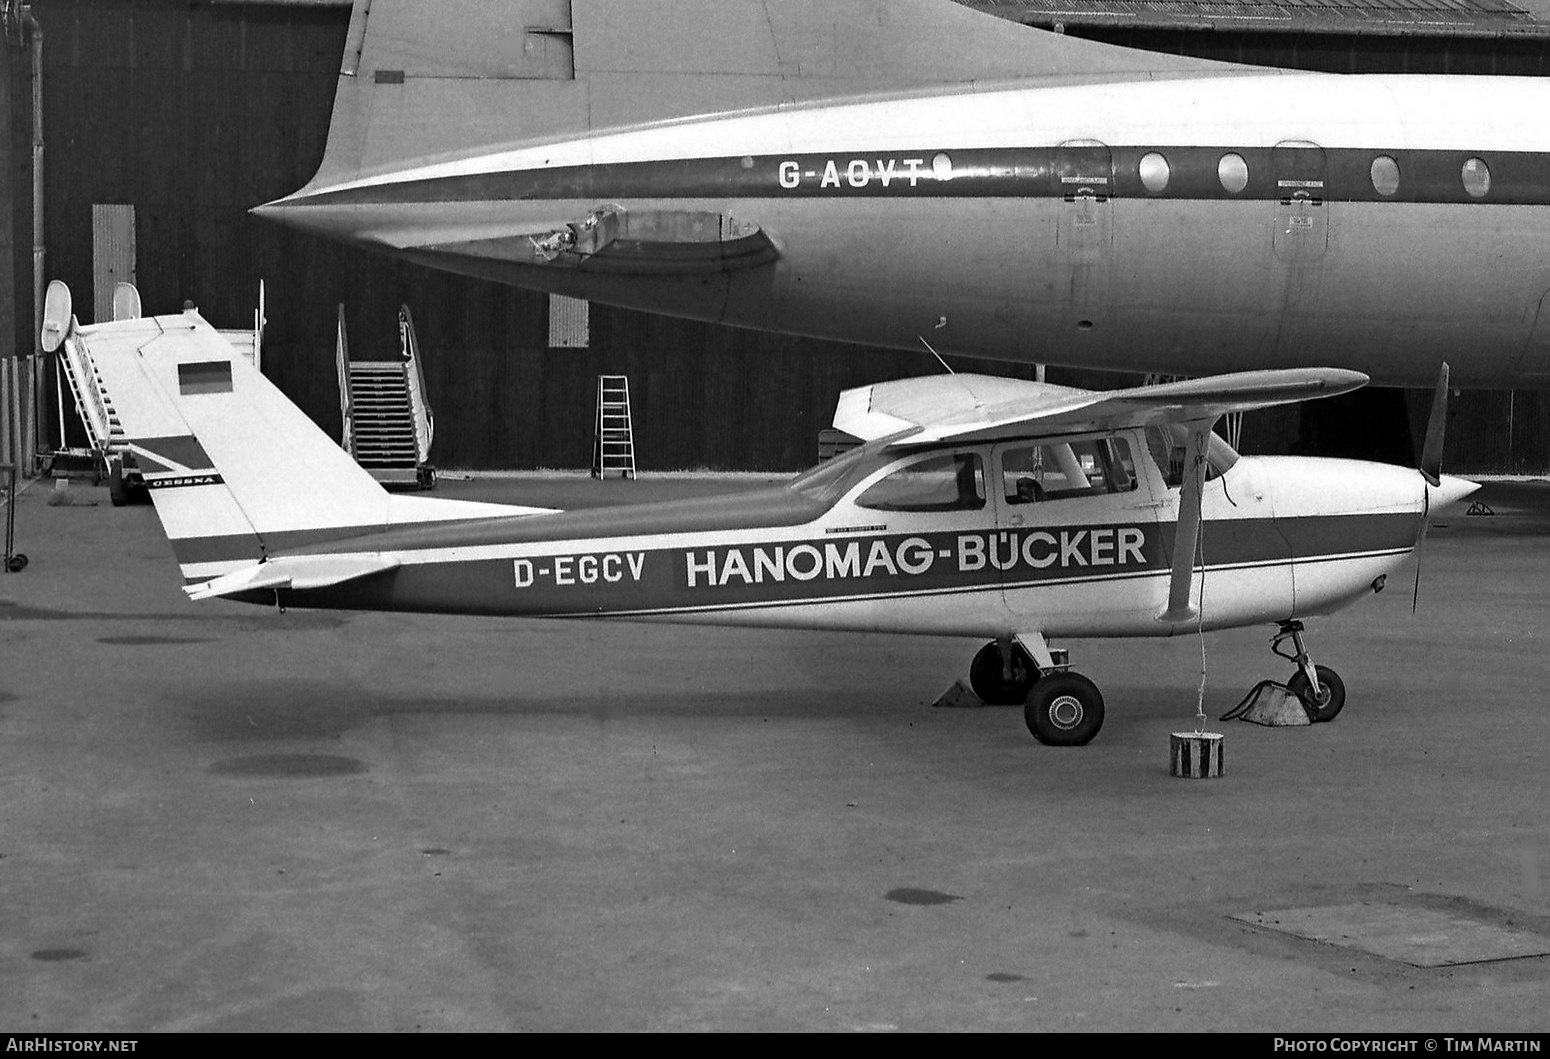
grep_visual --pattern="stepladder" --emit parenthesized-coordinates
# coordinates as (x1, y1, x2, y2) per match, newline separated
(592, 374, 636, 479)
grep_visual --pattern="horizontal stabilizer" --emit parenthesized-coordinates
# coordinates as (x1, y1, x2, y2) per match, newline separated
(185, 554, 401, 601)
(836, 368, 1369, 445)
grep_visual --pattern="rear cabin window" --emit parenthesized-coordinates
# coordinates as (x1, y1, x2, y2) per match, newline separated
(1001, 438, 1137, 504)
(856, 452, 985, 512)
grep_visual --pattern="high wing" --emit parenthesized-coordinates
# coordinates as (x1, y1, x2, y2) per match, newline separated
(835, 365, 1371, 626)
(833, 368, 1370, 445)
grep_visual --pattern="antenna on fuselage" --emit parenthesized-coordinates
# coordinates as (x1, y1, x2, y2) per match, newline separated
(918, 335, 956, 375)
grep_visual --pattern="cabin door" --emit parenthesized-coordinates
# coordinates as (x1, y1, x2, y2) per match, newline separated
(992, 433, 1163, 625)
(1053, 140, 1114, 309)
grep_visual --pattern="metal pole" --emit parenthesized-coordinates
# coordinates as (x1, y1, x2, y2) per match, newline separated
(1, 357, 12, 468)
(53, 354, 64, 449)
(2, 461, 19, 571)
(24, 5, 43, 476)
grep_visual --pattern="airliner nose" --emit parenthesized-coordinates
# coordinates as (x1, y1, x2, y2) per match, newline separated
(1428, 474, 1480, 510)
(249, 192, 367, 245)
(250, 194, 302, 222)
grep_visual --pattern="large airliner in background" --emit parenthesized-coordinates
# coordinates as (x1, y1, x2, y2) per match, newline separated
(256, 0, 1550, 386)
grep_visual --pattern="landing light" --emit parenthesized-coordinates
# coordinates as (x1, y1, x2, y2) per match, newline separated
(1371, 574, 1387, 594)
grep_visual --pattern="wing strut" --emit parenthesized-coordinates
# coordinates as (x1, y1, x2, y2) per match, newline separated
(1159, 417, 1220, 624)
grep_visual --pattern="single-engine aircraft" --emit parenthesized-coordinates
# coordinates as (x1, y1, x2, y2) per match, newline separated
(44, 280, 1478, 745)
(256, 0, 1550, 385)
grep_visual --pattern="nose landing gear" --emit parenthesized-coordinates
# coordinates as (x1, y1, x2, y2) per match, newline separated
(1273, 620, 1346, 722)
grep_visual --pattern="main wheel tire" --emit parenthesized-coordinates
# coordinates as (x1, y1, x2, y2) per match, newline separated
(1024, 673, 1105, 746)
(107, 458, 127, 507)
(1287, 665, 1346, 723)
(968, 641, 1039, 705)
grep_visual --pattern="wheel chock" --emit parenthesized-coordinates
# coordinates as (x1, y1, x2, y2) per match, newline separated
(1220, 680, 1314, 727)
(1170, 731, 1225, 778)
(932, 679, 985, 709)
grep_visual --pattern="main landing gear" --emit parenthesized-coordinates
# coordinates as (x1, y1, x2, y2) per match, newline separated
(971, 633, 1106, 746)
(1273, 620, 1346, 723)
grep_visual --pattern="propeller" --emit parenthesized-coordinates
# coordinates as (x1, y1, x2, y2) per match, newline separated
(1419, 361, 1449, 489)
(1412, 362, 1450, 613)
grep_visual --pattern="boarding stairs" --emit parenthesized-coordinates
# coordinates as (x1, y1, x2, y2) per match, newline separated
(50, 282, 265, 500)
(591, 374, 636, 479)
(336, 304, 436, 490)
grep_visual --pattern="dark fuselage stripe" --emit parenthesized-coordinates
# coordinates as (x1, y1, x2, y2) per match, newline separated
(526, 549, 1414, 621)
(262, 545, 1411, 620)
(214, 514, 1416, 618)
(287, 147, 1550, 208)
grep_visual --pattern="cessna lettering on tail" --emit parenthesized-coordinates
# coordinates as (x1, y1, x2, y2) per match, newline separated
(145, 474, 224, 490)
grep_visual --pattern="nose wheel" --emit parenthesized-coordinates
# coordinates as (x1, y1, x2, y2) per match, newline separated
(1273, 621, 1346, 722)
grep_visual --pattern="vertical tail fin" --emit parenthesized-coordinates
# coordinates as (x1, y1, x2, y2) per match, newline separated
(295, 0, 1233, 195)
(69, 306, 403, 580)
(50, 284, 547, 583)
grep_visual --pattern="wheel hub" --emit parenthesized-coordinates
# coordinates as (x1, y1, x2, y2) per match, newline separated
(1048, 695, 1084, 730)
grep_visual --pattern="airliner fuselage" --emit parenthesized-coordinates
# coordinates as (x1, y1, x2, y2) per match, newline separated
(262, 39, 1550, 386)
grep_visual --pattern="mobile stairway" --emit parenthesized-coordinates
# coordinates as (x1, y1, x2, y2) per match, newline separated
(48, 281, 265, 504)
(335, 304, 436, 490)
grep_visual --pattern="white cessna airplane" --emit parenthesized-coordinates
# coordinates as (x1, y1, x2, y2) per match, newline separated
(43, 280, 1477, 745)
(255, 0, 1550, 385)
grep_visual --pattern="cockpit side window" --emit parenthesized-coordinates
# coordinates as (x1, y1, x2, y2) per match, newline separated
(1001, 437, 1139, 504)
(855, 451, 986, 512)
(1144, 425, 1240, 488)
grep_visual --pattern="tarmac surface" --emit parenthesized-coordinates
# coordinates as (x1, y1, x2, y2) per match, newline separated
(1, 472, 1548, 1032)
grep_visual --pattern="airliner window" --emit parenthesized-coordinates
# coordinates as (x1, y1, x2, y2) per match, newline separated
(1370, 155, 1400, 197)
(1139, 152, 1170, 194)
(1145, 425, 1240, 488)
(1002, 438, 1138, 504)
(1218, 153, 1249, 194)
(856, 452, 985, 512)
(1462, 157, 1491, 199)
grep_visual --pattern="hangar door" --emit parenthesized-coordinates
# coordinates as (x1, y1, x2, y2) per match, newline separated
(92, 205, 137, 325)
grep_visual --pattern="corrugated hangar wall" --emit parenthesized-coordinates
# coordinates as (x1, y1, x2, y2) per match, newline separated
(33, 0, 1059, 473)
(23, 0, 1550, 473)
